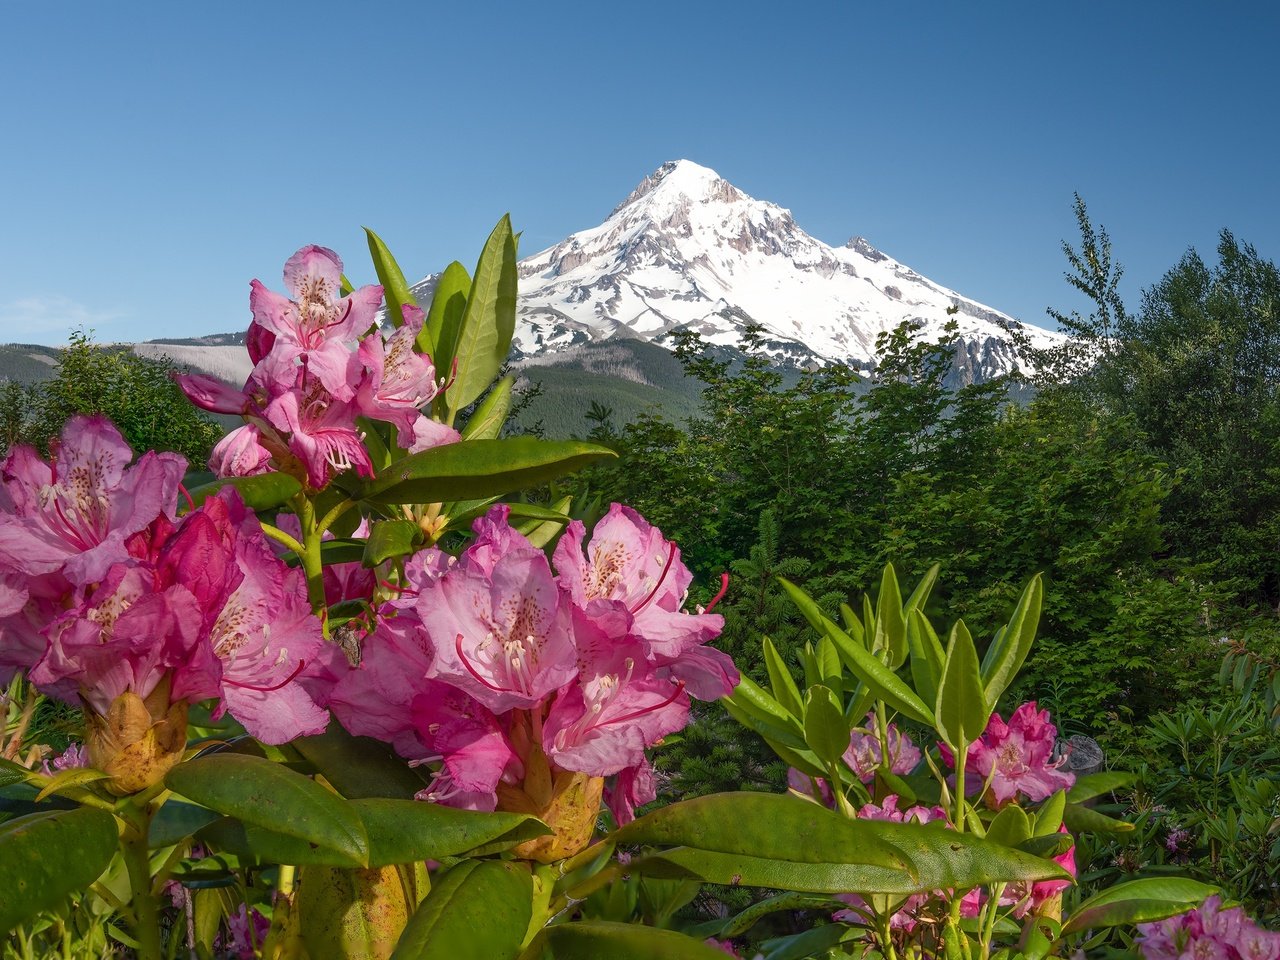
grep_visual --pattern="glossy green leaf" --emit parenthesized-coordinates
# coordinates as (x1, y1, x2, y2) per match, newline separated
(907, 609, 945, 711)
(758, 923, 853, 960)
(425, 260, 471, 374)
(365, 227, 420, 334)
(353, 799, 549, 865)
(936, 619, 989, 750)
(1066, 771, 1134, 804)
(816, 635, 843, 691)
(197, 817, 363, 868)
(299, 863, 410, 960)
(282, 538, 365, 569)
(186, 473, 302, 513)
(803, 685, 851, 766)
(361, 437, 616, 506)
(390, 860, 531, 960)
(0, 757, 32, 789)
(363, 519, 420, 568)
(293, 725, 431, 800)
(980, 574, 1043, 708)
(32, 767, 109, 802)
(1034, 789, 1067, 836)
(1061, 877, 1218, 935)
(838, 602, 864, 644)
(0, 807, 118, 934)
(985, 805, 1032, 847)
(873, 564, 907, 668)
(446, 215, 518, 412)
(778, 578, 933, 725)
(516, 496, 574, 549)
(149, 800, 221, 848)
(763, 636, 804, 717)
(904, 563, 939, 616)
(167, 754, 369, 867)
(537, 921, 730, 959)
(460, 377, 513, 440)
(1063, 801, 1135, 835)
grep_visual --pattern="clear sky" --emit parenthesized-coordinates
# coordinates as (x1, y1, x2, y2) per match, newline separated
(1, 1, 1276, 346)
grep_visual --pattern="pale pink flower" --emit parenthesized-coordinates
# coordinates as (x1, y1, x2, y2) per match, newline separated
(409, 415, 463, 453)
(208, 424, 275, 478)
(248, 245, 381, 401)
(844, 714, 923, 782)
(356, 305, 442, 445)
(263, 374, 372, 489)
(0, 415, 185, 584)
(1137, 896, 1280, 960)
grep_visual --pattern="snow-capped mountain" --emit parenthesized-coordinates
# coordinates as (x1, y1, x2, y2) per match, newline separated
(411, 159, 1061, 380)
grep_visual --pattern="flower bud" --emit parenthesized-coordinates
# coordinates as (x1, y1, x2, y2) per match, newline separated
(84, 683, 188, 795)
(498, 770, 604, 864)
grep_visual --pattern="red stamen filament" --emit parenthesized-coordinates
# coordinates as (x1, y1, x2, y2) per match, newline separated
(179, 483, 196, 513)
(223, 660, 306, 693)
(630, 541, 678, 616)
(704, 573, 730, 613)
(588, 680, 686, 734)
(454, 634, 520, 696)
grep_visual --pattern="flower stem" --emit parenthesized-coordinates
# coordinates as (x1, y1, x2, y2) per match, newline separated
(122, 812, 163, 960)
(292, 496, 329, 637)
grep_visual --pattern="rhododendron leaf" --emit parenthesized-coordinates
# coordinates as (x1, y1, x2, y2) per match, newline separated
(1034, 789, 1067, 835)
(803, 685, 851, 766)
(1062, 801, 1135, 834)
(873, 563, 907, 668)
(763, 635, 804, 717)
(1019, 832, 1074, 859)
(149, 800, 221, 848)
(356, 416, 396, 474)
(167, 755, 370, 867)
(709, 893, 849, 939)
(838, 602, 865, 645)
(1060, 878, 1219, 935)
(725, 675, 804, 733)
(874, 769, 916, 806)
(0, 758, 33, 789)
(904, 563, 939, 616)
(297, 864, 410, 960)
(197, 817, 366, 868)
(755, 924, 854, 960)
(292, 726, 431, 800)
(980, 574, 1043, 708)
(446, 215, 518, 412)
(363, 519, 420, 567)
(460, 377, 513, 440)
(390, 860, 531, 960)
(515, 496, 574, 549)
(426, 260, 472, 382)
(816, 635, 843, 691)
(986, 804, 1033, 847)
(352, 799, 550, 865)
(0, 807, 118, 934)
(936, 619, 989, 749)
(535, 921, 731, 959)
(630, 848, 917, 896)
(364, 227, 420, 333)
(32, 767, 111, 802)
(1065, 771, 1134, 804)
(185, 473, 302, 513)
(361, 437, 616, 505)
(907, 609, 945, 709)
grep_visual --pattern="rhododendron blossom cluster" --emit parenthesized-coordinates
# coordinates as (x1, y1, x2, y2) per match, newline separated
(329, 502, 737, 845)
(942, 700, 1076, 806)
(177, 245, 460, 489)
(0, 416, 332, 790)
(1137, 895, 1280, 960)
(786, 714, 922, 804)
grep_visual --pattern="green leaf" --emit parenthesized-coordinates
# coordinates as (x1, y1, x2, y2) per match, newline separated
(985, 805, 1032, 847)
(425, 261, 471, 374)
(149, 800, 221, 848)
(167, 754, 370, 867)
(904, 563, 939, 616)
(873, 564, 907, 668)
(838, 603, 866, 646)
(1061, 878, 1218, 935)
(390, 860, 531, 960)
(365, 227, 420, 334)
(907, 609, 945, 711)
(32, 767, 110, 802)
(515, 496, 574, 549)
(0, 757, 32, 789)
(935, 619, 989, 750)
(763, 636, 804, 717)
(460, 377, 513, 440)
(537, 921, 731, 959)
(186, 473, 302, 513)
(353, 799, 549, 865)
(292, 725, 431, 800)
(1066, 771, 1134, 804)
(363, 519, 420, 568)
(980, 574, 1043, 708)
(1034, 789, 1067, 836)
(803, 685, 851, 766)
(446, 215, 518, 412)
(1063, 802, 1135, 835)
(282, 538, 365, 569)
(0, 807, 118, 934)
(361, 437, 616, 506)
(197, 817, 362, 868)
(778, 578, 933, 726)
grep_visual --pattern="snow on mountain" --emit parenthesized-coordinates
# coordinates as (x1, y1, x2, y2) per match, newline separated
(411, 159, 1060, 380)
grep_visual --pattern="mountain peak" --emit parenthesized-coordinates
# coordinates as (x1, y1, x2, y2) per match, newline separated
(611, 159, 743, 217)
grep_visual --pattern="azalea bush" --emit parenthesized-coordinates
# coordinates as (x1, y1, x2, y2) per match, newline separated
(0, 222, 1271, 960)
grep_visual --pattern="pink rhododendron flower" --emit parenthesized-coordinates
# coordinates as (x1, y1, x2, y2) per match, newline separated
(356, 304, 442, 445)
(224, 904, 270, 960)
(0, 415, 185, 584)
(943, 701, 1075, 805)
(844, 713, 923, 782)
(0, 570, 73, 686)
(263, 374, 372, 489)
(605, 757, 657, 825)
(411, 680, 520, 811)
(1137, 896, 1280, 960)
(410, 416, 463, 453)
(999, 826, 1076, 919)
(248, 245, 382, 401)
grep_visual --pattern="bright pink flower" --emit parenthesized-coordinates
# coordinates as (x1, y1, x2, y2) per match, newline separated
(249, 245, 382, 401)
(0, 570, 71, 685)
(411, 681, 520, 812)
(225, 904, 270, 960)
(605, 757, 657, 826)
(844, 714, 922, 782)
(418, 544, 578, 713)
(960, 702, 1076, 805)
(208, 424, 274, 478)
(857, 794, 947, 825)
(356, 305, 442, 445)
(41, 742, 88, 775)
(263, 375, 372, 488)
(0, 415, 185, 584)
(999, 826, 1076, 919)
(787, 766, 835, 806)
(172, 372, 250, 415)
(409, 416, 463, 453)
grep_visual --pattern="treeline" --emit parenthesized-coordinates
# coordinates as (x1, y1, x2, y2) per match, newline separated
(573, 199, 1280, 747)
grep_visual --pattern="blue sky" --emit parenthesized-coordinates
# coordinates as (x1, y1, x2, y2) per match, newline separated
(1, 1, 1276, 346)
